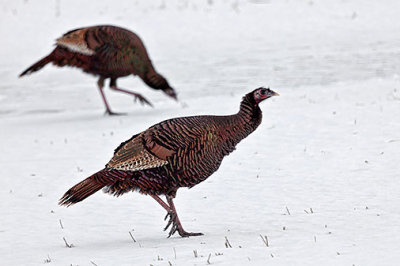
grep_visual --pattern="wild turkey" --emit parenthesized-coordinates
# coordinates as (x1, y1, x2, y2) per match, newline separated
(19, 25, 177, 114)
(59, 87, 279, 237)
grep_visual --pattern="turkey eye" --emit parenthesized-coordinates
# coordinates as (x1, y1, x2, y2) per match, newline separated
(260, 90, 266, 95)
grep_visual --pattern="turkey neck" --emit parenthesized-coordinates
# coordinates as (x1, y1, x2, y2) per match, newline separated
(218, 94, 262, 146)
(142, 68, 168, 90)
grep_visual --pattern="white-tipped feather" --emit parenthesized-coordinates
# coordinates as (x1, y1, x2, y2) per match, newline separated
(56, 41, 95, 56)
(110, 150, 168, 171)
(106, 132, 169, 171)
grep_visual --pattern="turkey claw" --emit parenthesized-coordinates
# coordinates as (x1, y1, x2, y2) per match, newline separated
(133, 94, 153, 107)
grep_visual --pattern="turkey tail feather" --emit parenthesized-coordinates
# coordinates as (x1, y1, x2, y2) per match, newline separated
(19, 55, 52, 77)
(59, 171, 106, 207)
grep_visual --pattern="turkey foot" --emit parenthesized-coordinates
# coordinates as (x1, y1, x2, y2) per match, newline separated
(165, 196, 203, 237)
(131, 92, 153, 107)
(164, 211, 203, 238)
(110, 86, 153, 107)
(151, 194, 203, 237)
(104, 110, 126, 116)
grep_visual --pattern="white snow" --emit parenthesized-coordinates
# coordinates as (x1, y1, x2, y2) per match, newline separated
(1, 0, 400, 265)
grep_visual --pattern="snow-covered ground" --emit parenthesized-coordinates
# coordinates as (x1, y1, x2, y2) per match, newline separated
(1, 0, 400, 265)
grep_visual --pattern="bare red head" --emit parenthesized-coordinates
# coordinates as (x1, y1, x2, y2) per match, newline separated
(144, 72, 178, 100)
(252, 87, 279, 104)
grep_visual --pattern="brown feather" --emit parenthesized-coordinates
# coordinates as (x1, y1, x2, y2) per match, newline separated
(106, 132, 170, 171)
(59, 172, 106, 206)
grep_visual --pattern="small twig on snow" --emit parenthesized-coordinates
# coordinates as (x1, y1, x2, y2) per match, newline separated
(44, 254, 51, 263)
(224, 236, 232, 248)
(128, 231, 136, 242)
(260, 234, 269, 247)
(207, 253, 211, 264)
(128, 231, 142, 247)
(63, 237, 74, 248)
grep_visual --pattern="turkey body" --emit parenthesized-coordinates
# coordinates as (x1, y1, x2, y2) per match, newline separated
(103, 114, 261, 197)
(49, 26, 151, 78)
(60, 88, 279, 237)
(20, 25, 177, 114)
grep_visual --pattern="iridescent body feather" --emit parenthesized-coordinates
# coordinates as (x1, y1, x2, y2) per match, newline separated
(20, 25, 177, 114)
(59, 88, 279, 237)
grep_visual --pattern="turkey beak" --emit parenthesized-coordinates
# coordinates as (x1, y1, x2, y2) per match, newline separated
(268, 90, 279, 97)
(164, 88, 178, 101)
(170, 91, 178, 101)
(267, 89, 279, 98)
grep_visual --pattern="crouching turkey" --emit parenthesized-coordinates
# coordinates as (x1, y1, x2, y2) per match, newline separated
(59, 87, 279, 237)
(19, 25, 177, 115)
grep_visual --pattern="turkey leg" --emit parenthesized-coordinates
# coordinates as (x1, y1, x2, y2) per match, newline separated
(166, 195, 203, 237)
(110, 78, 153, 107)
(97, 77, 120, 115)
(150, 195, 203, 237)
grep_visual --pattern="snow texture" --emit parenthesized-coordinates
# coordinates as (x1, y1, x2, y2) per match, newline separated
(1, 0, 400, 265)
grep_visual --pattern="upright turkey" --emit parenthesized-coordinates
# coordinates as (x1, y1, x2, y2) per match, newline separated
(19, 25, 177, 114)
(59, 87, 279, 237)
